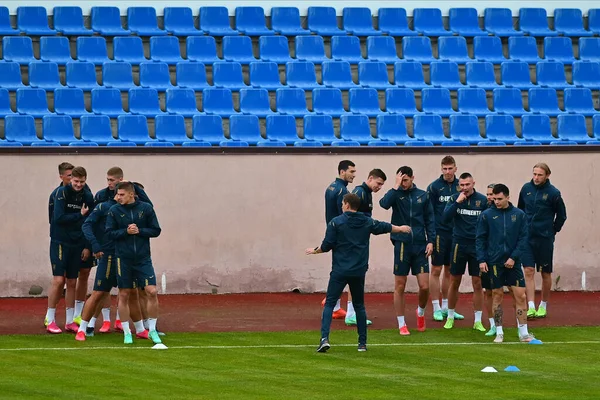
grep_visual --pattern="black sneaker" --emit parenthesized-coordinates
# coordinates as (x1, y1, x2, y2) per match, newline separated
(358, 344, 367, 352)
(85, 327, 95, 337)
(316, 338, 330, 353)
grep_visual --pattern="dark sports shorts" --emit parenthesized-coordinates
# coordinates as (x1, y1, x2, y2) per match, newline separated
(449, 242, 480, 277)
(50, 241, 94, 280)
(431, 232, 453, 266)
(393, 241, 429, 276)
(482, 262, 526, 290)
(116, 256, 156, 289)
(521, 236, 554, 273)
(93, 254, 118, 292)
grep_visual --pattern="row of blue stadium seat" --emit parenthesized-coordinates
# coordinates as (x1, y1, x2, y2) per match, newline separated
(4, 87, 599, 118)
(2, 113, 599, 147)
(6, 60, 599, 92)
(3, 6, 600, 37)
(4, 35, 600, 66)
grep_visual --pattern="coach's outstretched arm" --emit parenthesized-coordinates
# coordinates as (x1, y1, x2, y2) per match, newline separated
(137, 207, 162, 238)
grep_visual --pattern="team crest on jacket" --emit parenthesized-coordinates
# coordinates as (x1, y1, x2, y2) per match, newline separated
(542, 193, 548, 200)
(511, 215, 517, 222)
(475, 200, 481, 207)
(417, 197, 422, 203)
(138, 211, 144, 218)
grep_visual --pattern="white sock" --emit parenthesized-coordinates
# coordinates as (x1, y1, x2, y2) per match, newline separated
(474, 311, 482, 323)
(148, 318, 157, 332)
(432, 300, 441, 312)
(397, 316, 405, 328)
(122, 321, 131, 335)
(134, 320, 145, 334)
(143, 319, 149, 329)
(417, 306, 425, 317)
(528, 301, 535, 310)
(78, 320, 89, 333)
(89, 317, 97, 328)
(489, 318, 495, 328)
(333, 299, 341, 312)
(45, 308, 56, 323)
(346, 301, 355, 318)
(74, 300, 84, 318)
(441, 299, 448, 310)
(539, 301, 547, 309)
(102, 308, 111, 322)
(496, 326, 504, 336)
(66, 307, 74, 324)
(116, 310, 120, 320)
(448, 309, 455, 319)
(518, 323, 529, 337)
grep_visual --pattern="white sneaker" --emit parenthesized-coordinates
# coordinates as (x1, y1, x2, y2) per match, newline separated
(519, 334, 536, 343)
(493, 334, 504, 343)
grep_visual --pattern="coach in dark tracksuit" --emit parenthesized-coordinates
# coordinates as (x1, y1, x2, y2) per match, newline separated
(307, 193, 410, 352)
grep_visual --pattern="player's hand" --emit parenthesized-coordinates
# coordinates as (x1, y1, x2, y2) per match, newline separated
(81, 248, 91, 261)
(94, 251, 104, 260)
(456, 192, 468, 204)
(479, 262, 488, 273)
(394, 173, 405, 190)
(504, 258, 515, 269)
(400, 225, 412, 234)
(81, 203, 89, 216)
(305, 247, 316, 255)
(127, 224, 139, 235)
(425, 243, 433, 257)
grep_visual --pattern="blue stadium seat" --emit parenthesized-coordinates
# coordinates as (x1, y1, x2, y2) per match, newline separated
(340, 114, 374, 144)
(118, 115, 153, 145)
(79, 115, 117, 145)
(28, 62, 63, 90)
(465, 62, 500, 89)
(313, 88, 350, 117)
(449, 115, 482, 144)
(239, 88, 276, 117)
(155, 114, 196, 145)
(0, 89, 16, 117)
(213, 62, 249, 91)
(343, 8, 381, 36)
(348, 88, 383, 117)
(367, 139, 397, 147)
(276, 88, 312, 117)
(176, 62, 210, 91)
(150, 36, 185, 64)
(186, 37, 220, 65)
(554, 8, 592, 36)
(366, 36, 400, 64)
(5, 115, 45, 145)
(413, 114, 448, 144)
(402, 37, 435, 64)
(199, 7, 238, 36)
(91, 88, 127, 117)
(376, 114, 410, 144)
(127, 7, 167, 36)
(422, 88, 457, 116)
(322, 61, 358, 90)
(271, 7, 310, 35)
(473, 36, 507, 64)
(223, 36, 258, 64)
(405, 140, 435, 147)
(477, 141, 507, 147)
(3, 37, 35, 65)
(192, 115, 225, 144)
(166, 88, 201, 116)
(164, 7, 204, 36)
(521, 114, 554, 143)
(42, 115, 77, 145)
(438, 36, 472, 64)
(413, 8, 452, 36)
(0, 62, 26, 90)
(519, 8, 558, 36)
(66, 62, 99, 91)
(235, 6, 274, 36)
(430, 62, 465, 90)
(514, 140, 543, 146)
(579, 38, 600, 62)
(449, 8, 488, 36)
(113, 37, 148, 65)
(40, 37, 75, 65)
(76, 37, 110, 65)
(259, 36, 292, 64)
(249, 62, 283, 90)
(91, 7, 130, 36)
(145, 141, 174, 147)
(220, 140, 250, 147)
(483, 8, 524, 36)
(590, 9, 600, 35)
(572, 61, 600, 89)
(257, 139, 287, 147)
(594, 114, 600, 139)
(229, 115, 264, 145)
(485, 115, 521, 144)
(492, 88, 526, 116)
(182, 141, 211, 147)
(536, 61, 572, 89)
(202, 88, 238, 117)
(564, 88, 597, 116)
(303, 115, 342, 145)
(442, 139, 471, 147)
(457, 88, 491, 116)
(394, 62, 429, 89)
(265, 115, 299, 145)
(16, 88, 52, 117)
(128, 88, 166, 117)
(378, 8, 417, 37)
(139, 62, 175, 92)
(557, 114, 590, 143)
(385, 88, 419, 116)
(17, 7, 56, 35)
(54, 6, 93, 35)
(508, 37, 542, 64)
(358, 62, 393, 89)
(501, 62, 535, 89)
(294, 140, 324, 147)
(102, 62, 135, 91)
(331, 36, 365, 64)
(331, 140, 361, 147)
(295, 36, 328, 64)
(549, 140, 578, 146)
(544, 37, 575, 65)
(54, 88, 90, 117)
(286, 62, 321, 89)
(307, 7, 345, 36)
(0, 7, 20, 35)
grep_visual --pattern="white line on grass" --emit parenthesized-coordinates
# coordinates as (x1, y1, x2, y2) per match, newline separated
(0, 340, 599, 352)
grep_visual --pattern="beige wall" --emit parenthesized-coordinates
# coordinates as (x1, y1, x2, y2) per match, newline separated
(0, 153, 596, 297)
